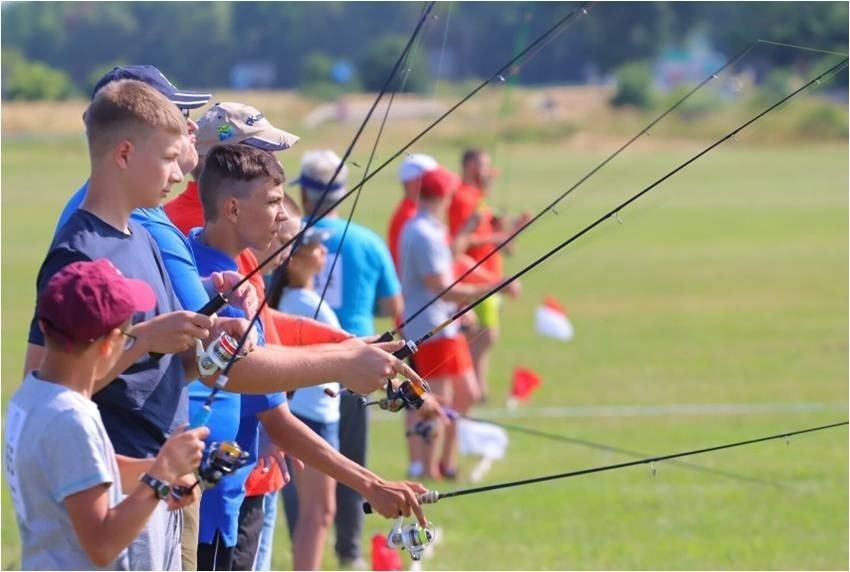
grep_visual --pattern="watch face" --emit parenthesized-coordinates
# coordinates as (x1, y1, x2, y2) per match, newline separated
(141, 473, 170, 500)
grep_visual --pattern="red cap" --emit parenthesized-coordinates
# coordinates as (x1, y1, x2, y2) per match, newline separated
(419, 166, 460, 199)
(37, 259, 156, 348)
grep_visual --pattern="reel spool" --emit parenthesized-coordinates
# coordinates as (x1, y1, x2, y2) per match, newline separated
(195, 332, 242, 376)
(386, 517, 436, 561)
(198, 440, 250, 488)
(361, 378, 431, 412)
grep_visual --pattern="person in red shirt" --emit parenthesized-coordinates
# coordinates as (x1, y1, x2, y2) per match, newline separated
(448, 149, 529, 402)
(387, 153, 439, 271)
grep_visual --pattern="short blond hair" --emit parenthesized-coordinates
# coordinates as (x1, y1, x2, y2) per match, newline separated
(84, 79, 186, 160)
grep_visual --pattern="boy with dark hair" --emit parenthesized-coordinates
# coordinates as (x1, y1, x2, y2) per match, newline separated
(192, 144, 430, 570)
(6, 259, 209, 570)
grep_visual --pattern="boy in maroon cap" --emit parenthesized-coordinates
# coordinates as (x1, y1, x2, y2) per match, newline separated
(4, 259, 209, 570)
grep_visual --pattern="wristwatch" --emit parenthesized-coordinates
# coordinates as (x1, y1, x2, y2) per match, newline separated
(139, 473, 171, 500)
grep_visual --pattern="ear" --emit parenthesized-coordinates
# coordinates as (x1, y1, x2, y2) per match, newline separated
(98, 329, 122, 360)
(224, 196, 240, 223)
(113, 139, 134, 170)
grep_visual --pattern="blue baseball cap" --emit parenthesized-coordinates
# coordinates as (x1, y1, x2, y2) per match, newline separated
(91, 65, 212, 109)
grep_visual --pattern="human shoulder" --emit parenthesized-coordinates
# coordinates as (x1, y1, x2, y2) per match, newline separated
(54, 209, 123, 249)
(349, 221, 388, 247)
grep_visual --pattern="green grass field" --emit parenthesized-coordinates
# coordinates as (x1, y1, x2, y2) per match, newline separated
(1, 94, 847, 570)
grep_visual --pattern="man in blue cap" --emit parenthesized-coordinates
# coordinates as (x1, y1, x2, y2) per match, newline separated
(55, 65, 212, 229)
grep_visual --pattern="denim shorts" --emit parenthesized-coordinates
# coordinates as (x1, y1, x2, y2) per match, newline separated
(293, 414, 340, 450)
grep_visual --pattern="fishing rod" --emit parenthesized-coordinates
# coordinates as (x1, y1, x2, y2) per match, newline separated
(167, 4, 437, 498)
(380, 39, 762, 340)
(365, 420, 848, 514)
(179, 2, 594, 416)
(372, 57, 848, 359)
(311, 1, 435, 318)
(180, 2, 436, 421)
(187, 1, 594, 320)
(451, 413, 781, 487)
(189, 1, 437, 321)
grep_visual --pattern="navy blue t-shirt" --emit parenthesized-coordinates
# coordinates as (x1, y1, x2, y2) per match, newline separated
(28, 209, 188, 457)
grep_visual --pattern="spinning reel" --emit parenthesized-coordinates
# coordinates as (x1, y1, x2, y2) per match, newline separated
(171, 440, 250, 499)
(198, 441, 250, 488)
(358, 339, 431, 412)
(386, 517, 436, 561)
(361, 378, 431, 412)
(195, 332, 245, 377)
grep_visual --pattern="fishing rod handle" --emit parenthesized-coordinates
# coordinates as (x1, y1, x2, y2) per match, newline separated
(392, 340, 418, 360)
(376, 330, 396, 343)
(150, 293, 229, 361)
(362, 490, 440, 514)
(189, 404, 212, 430)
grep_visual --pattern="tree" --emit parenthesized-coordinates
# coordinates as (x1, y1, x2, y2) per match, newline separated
(358, 34, 431, 93)
(2, 51, 77, 100)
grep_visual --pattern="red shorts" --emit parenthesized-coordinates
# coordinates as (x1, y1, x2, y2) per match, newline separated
(412, 336, 473, 378)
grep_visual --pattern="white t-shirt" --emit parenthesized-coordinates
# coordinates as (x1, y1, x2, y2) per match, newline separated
(4, 373, 128, 570)
(278, 288, 342, 423)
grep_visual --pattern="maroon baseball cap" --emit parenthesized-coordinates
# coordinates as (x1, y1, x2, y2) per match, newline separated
(420, 166, 460, 199)
(37, 259, 156, 348)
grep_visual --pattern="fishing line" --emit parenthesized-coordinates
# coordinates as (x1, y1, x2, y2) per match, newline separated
(460, 414, 782, 487)
(756, 39, 849, 57)
(364, 420, 848, 512)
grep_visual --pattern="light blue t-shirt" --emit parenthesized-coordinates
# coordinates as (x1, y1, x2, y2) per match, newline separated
(278, 287, 341, 423)
(5, 373, 128, 570)
(311, 217, 400, 337)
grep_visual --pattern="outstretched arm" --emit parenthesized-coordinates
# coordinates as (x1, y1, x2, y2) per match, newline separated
(258, 403, 428, 526)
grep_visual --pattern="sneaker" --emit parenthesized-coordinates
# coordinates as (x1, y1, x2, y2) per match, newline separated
(407, 461, 425, 479)
(338, 556, 368, 570)
(438, 461, 458, 480)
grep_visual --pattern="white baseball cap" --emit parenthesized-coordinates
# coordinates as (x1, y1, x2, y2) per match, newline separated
(398, 153, 438, 183)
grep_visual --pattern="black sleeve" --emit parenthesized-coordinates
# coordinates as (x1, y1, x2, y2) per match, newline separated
(27, 248, 92, 346)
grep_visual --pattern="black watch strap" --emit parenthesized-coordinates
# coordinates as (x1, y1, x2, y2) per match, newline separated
(139, 472, 171, 500)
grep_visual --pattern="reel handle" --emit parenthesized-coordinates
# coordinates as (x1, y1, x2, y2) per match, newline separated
(150, 293, 228, 361)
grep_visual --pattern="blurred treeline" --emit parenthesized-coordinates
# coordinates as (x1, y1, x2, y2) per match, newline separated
(1, 1, 847, 100)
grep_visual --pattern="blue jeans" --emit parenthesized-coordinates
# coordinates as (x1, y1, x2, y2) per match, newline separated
(252, 491, 278, 571)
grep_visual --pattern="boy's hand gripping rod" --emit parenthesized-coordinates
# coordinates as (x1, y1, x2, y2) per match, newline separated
(363, 421, 848, 514)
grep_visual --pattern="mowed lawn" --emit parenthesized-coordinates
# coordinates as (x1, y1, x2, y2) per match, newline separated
(1, 123, 847, 569)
